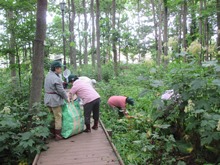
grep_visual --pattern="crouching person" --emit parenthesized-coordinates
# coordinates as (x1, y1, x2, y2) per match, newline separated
(107, 96, 134, 118)
(44, 61, 69, 140)
(68, 75, 100, 133)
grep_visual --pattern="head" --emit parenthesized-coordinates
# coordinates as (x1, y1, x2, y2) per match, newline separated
(68, 74, 78, 83)
(50, 61, 63, 74)
(54, 55, 63, 62)
(126, 97, 134, 106)
(91, 79, 96, 86)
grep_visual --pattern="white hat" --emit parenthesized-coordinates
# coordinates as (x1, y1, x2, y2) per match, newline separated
(91, 79, 96, 85)
(54, 55, 63, 61)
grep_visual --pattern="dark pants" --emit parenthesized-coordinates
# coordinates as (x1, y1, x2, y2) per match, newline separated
(83, 98, 100, 125)
(116, 107, 125, 118)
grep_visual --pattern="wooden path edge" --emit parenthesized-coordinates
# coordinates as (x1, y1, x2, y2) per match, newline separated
(99, 119, 125, 165)
(32, 119, 125, 165)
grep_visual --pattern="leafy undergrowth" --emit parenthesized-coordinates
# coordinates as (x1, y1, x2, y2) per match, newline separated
(98, 61, 220, 165)
(0, 69, 51, 165)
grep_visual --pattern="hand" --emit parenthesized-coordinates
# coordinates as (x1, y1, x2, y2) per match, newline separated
(125, 115, 135, 119)
(123, 111, 129, 115)
(63, 82, 68, 89)
(67, 97, 70, 103)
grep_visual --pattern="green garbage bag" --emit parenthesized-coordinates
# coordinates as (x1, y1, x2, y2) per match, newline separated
(61, 100, 84, 138)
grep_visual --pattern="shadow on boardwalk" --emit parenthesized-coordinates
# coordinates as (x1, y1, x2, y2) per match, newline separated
(34, 121, 123, 165)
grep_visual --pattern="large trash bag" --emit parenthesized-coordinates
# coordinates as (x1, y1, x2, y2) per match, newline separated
(61, 100, 84, 138)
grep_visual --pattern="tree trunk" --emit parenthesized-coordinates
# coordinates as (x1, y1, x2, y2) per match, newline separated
(29, 0, 47, 108)
(118, 12, 121, 63)
(217, 0, 220, 54)
(112, 0, 118, 76)
(78, 13, 82, 66)
(158, 0, 163, 65)
(7, 10, 16, 79)
(178, 5, 182, 53)
(91, 0, 96, 67)
(150, 0, 159, 64)
(199, 0, 203, 46)
(190, 0, 197, 43)
(204, 0, 209, 61)
(83, 0, 88, 64)
(217, 0, 220, 64)
(137, 0, 140, 62)
(106, 12, 111, 62)
(96, 0, 102, 80)
(183, 0, 187, 50)
(163, 0, 168, 64)
(69, 0, 77, 70)
(199, 0, 203, 64)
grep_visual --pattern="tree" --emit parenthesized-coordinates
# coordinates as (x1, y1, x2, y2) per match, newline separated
(198, 0, 203, 63)
(151, 0, 159, 63)
(96, 0, 102, 80)
(204, 0, 209, 60)
(7, 10, 16, 79)
(29, 0, 47, 108)
(91, 0, 96, 67)
(158, 0, 163, 65)
(182, 0, 187, 50)
(83, 0, 88, 64)
(112, 0, 118, 76)
(69, 0, 77, 70)
(217, 0, 220, 53)
(163, 0, 168, 64)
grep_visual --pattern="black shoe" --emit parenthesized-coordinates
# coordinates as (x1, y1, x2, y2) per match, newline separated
(83, 128, 91, 133)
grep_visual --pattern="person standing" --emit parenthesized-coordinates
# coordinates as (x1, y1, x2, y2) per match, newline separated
(107, 96, 134, 118)
(68, 75, 100, 132)
(44, 61, 69, 140)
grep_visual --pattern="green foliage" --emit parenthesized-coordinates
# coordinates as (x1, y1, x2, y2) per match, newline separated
(99, 61, 220, 164)
(0, 69, 51, 164)
(0, 103, 50, 164)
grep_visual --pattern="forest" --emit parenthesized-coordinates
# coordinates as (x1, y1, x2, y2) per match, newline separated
(0, 0, 220, 164)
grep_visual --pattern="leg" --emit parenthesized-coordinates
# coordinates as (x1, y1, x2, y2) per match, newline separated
(48, 107, 55, 138)
(83, 102, 93, 132)
(118, 108, 125, 118)
(51, 106, 63, 140)
(92, 98, 100, 130)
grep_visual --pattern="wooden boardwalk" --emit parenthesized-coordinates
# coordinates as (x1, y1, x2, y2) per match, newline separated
(33, 120, 123, 165)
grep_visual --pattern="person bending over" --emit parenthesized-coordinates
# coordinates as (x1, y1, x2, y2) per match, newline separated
(68, 75, 100, 132)
(107, 96, 134, 118)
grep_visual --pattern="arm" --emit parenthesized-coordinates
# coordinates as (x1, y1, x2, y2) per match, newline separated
(69, 84, 79, 101)
(54, 78, 68, 101)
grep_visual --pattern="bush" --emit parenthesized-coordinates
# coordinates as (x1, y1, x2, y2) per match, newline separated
(0, 70, 51, 164)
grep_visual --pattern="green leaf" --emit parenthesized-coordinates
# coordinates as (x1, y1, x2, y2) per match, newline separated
(202, 60, 217, 67)
(201, 136, 213, 145)
(190, 79, 206, 90)
(70, 41, 76, 47)
(0, 133, 10, 141)
(145, 145, 155, 151)
(177, 161, 186, 165)
(175, 52, 187, 57)
(0, 118, 20, 129)
(212, 79, 220, 86)
(193, 109, 205, 114)
(214, 65, 220, 72)
(150, 80, 164, 88)
(133, 140, 141, 144)
(26, 139, 35, 147)
(149, 68, 157, 74)
(153, 124, 170, 129)
(20, 132, 32, 140)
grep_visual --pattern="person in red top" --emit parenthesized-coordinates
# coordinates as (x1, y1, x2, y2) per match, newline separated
(107, 96, 134, 118)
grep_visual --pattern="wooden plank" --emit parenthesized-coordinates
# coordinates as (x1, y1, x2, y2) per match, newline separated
(36, 121, 121, 165)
